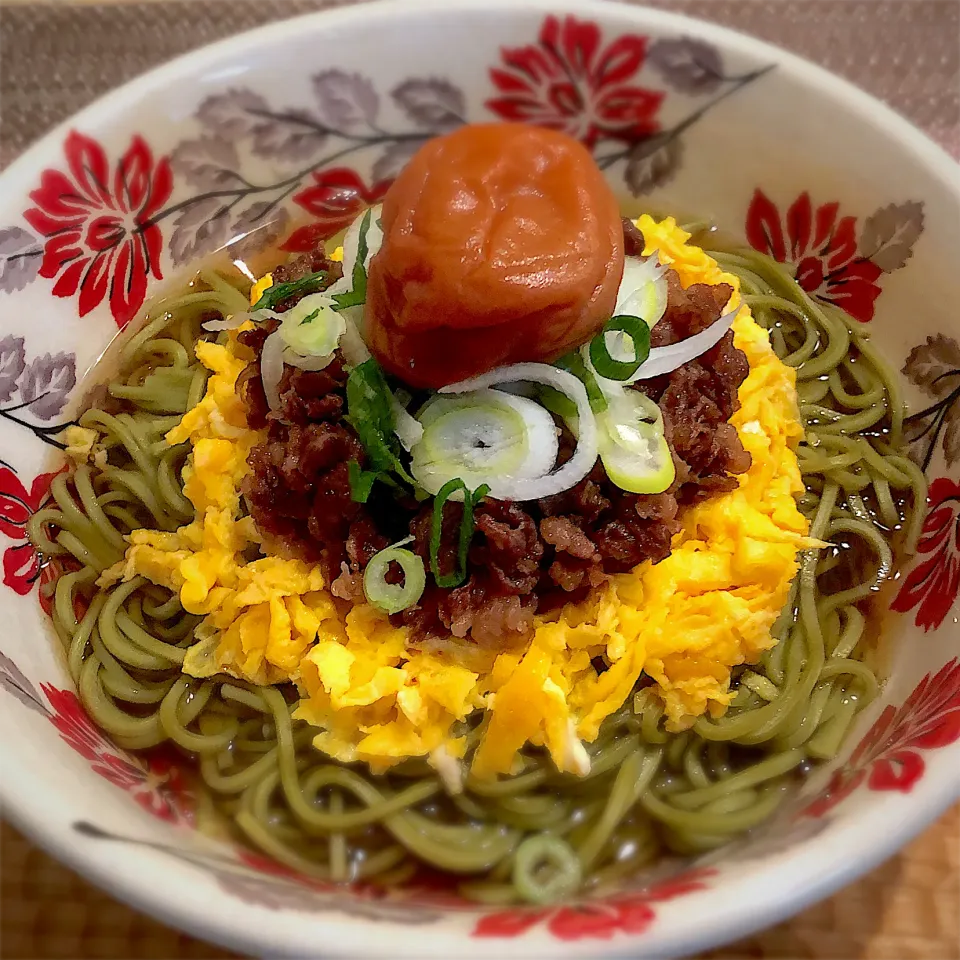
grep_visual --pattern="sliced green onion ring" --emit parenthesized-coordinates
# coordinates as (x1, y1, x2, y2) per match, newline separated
(536, 385, 578, 421)
(252, 269, 328, 311)
(624, 300, 740, 383)
(616, 255, 668, 328)
(430, 480, 489, 589)
(327, 205, 384, 307)
(260, 330, 286, 411)
(363, 541, 426, 614)
(283, 348, 334, 372)
(410, 389, 558, 497)
(439, 364, 598, 502)
(278, 292, 346, 357)
(202, 307, 281, 332)
(512, 834, 583, 905)
(390, 393, 424, 452)
(555, 351, 607, 413)
(597, 388, 675, 494)
(588, 314, 651, 381)
(348, 460, 379, 504)
(338, 311, 371, 367)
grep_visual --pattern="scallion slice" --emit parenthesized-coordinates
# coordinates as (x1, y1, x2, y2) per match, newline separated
(439, 364, 598, 502)
(626, 300, 740, 382)
(616, 255, 668, 328)
(332, 209, 373, 311)
(410, 389, 557, 497)
(363, 542, 426, 614)
(348, 460, 379, 504)
(429, 480, 489, 589)
(326, 205, 384, 311)
(251, 270, 328, 311)
(588, 315, 651, 381)
(278, 292, 346, 357)
(346, 359, 417, 489)
(555, 352, 607, 414)
(536, 385, 578, 422)
(597, 388, 675, 494)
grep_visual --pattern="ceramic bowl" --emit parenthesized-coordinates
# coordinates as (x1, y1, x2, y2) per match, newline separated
(0, 1, 957, 957)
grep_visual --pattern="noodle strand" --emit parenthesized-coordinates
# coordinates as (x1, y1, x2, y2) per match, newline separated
(31, 250, 923, 902)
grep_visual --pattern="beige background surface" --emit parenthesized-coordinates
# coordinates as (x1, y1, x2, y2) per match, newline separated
(1, 1, 958, 958)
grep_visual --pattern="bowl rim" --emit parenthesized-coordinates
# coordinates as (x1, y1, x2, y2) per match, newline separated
(1, 0, 958, 957)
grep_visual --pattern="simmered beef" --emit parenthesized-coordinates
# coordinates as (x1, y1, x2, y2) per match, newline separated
(622, 217, 646, 257)
(267, 247, 344, 312)
(237, 228, 752, 644)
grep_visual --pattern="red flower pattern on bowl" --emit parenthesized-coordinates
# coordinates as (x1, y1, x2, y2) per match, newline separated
(0, 7, 954, 952)
(745, 189, 883, 323)
(40, 683, 191, 823)
(3, 13, 781, 320)
(284, 168, 392, 252)
(0, 465, 63, 609)
(472, 869, 715, 940)
(486, 15, 664, 149)
(23, 132, 173, 328)
(804, 658, 960, 817)
(891, 477, 960, 630)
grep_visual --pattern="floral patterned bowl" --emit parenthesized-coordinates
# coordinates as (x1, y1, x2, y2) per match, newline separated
(0, 1, 958, 957)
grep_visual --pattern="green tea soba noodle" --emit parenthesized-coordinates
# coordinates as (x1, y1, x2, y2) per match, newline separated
(30, 241, 924, 905)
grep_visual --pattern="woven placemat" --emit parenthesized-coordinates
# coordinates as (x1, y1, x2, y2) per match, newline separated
(0, 2, 958, 958)
(2, 0, 958, 168)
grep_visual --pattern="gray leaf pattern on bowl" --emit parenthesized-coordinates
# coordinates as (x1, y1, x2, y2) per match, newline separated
(903, 333, 960, 468)
(859, 201, 925, 272)
(647, 37, 725, 94)
(0, 649, 48, 715)
(229, 201, 290, 260)
(19, 352, 77, 420)
(372, 140, 424, 183)
(162, 71, 459, 266)
(170, 136, 245, 192)
(252, 109, 330, 162)
(0, 342, 77, 447)
(0, 227, 42, 294)
(169, 197, 235, 265)
(313, 70, 380, 131)
(0, 336, 26, 404)
(392, 78, 466, 130)
(625, 135, 684, 195)
(196, 89, 273, 140)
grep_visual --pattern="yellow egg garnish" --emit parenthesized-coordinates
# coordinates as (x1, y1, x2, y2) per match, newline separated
(63, 425, 99, 463)
(108, 217, 813, 779)
(249, 272, 273, 306)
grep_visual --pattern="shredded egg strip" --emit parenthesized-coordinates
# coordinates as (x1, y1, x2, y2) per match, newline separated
(106, 217, 814, 779)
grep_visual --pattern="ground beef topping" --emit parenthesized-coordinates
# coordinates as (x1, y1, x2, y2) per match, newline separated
(237, 229, 751, 645)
